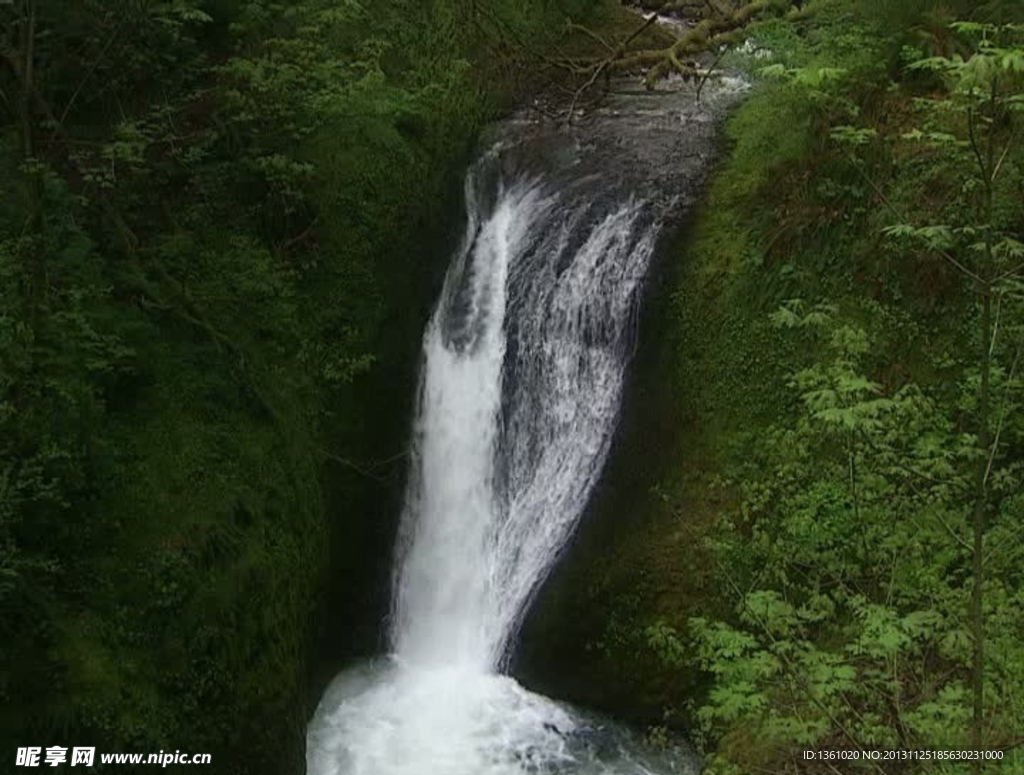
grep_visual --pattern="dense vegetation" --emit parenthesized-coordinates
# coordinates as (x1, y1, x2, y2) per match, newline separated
(523, 1, 1024, 772)
(0, 0, 596, 770)
(682, 12, 1024, 766)
(4, 0, 1023, 773)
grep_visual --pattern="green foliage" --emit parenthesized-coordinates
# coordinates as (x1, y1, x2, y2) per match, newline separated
(617, 3, 1024, 773)
(1, 0, 600, 768)
(687, 298, 1024, 769)
(855, 0, 1018, 31)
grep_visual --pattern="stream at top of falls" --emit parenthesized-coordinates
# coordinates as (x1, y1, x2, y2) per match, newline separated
(307, 74, 746, 775)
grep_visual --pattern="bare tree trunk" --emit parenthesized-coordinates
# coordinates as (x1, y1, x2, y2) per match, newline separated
(16, 0, 44, 316)
(968, 85, 998, 773)
(19, 1, 35, 161)
(971, 285, 990, 773)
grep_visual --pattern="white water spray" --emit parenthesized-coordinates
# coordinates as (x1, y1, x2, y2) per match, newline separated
(307, 153, 680, 775)
(307, 74, 746, 775)
(391, 176, 548, 671)
(393, 166, 657, 673)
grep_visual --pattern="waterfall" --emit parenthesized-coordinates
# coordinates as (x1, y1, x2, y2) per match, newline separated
(308, 74, 744, 775)
(391, 154, 657, 672)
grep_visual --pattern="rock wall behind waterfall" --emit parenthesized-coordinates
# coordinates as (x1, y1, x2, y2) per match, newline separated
(513, 216, 725, 725)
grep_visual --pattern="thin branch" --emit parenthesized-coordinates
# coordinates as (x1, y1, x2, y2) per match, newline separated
(984, 520, 1024, 564)
(993, 262, 1024, 283)
(983, 342, 1020, 488)
(704, 0, 728, 16)
(565, 21, 615, 53)
(278, 216, 320, 253)
(58, 24, 120, 125)
(319, 448, 409, 484)
(858, 430, 970, 493)
(696, 44, 728, 101)
(714, 557, 891, 775)
(565, 11, 661, 121)
(319, 451, 388, 484)
(851, 160, 987, 286)
(967, 105, 991, 193)
(901, 472, 972, 552)
(989, 289, 1003, 357)
(990, 126, 1019, 183)
(618, 11, 664, 51)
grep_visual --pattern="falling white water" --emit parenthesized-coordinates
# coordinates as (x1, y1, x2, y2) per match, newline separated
(309, 74, 747, 775)
(390, 175, 548, 671)
(392, 165, 658, 672)
(307, 152, 687, 775)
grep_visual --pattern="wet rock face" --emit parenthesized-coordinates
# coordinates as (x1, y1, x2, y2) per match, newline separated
(509, 76, 746, 721)
(493, 75, 744, 213)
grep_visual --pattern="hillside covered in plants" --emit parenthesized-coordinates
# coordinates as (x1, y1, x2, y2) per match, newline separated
(3, 0, 1023, 773)
(521, 1, 1024, 772)
(0, 0, 597, 770)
